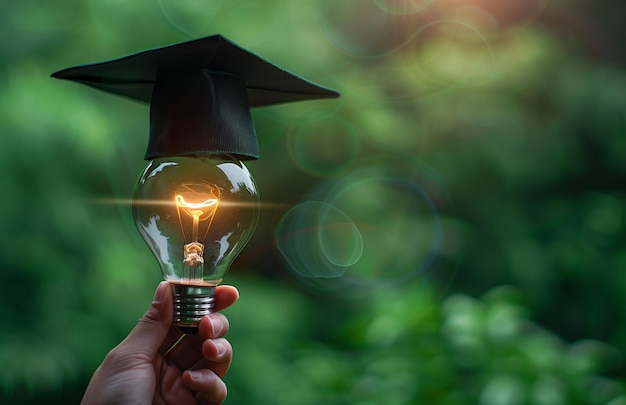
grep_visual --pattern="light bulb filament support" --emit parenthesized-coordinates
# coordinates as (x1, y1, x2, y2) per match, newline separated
(183, 242, 204, 281)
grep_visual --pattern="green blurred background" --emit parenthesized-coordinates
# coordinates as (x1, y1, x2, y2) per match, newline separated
(1, 0, 625, 404)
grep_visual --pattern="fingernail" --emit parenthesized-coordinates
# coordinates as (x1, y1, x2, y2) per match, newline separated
(209, 314, 224, 336)
(187, 370, 202, 381)
(215, 340, 227, 357)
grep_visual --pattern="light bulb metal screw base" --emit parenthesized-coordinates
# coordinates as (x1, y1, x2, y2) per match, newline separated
(171, 283, 215, 334)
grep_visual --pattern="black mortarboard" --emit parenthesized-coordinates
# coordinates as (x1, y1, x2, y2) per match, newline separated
(51, 35, 340, 160)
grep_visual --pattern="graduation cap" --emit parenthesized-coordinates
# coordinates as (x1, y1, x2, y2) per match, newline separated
(51, 35, 340, 160)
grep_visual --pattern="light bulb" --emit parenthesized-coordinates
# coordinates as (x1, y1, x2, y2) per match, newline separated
(133, 154, 259, 333)
(52, 35, 339, 333)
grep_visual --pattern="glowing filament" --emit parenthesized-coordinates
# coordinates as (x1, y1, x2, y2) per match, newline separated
(175, 195, 218, 211)
(175, 194, 218, 242)
(173, 183, 220, 282)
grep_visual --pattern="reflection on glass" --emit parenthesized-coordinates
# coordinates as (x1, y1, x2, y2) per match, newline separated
(133, 155, 259, 287)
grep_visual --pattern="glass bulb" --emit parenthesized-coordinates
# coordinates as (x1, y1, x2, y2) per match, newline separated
(132, 154, 259, 332)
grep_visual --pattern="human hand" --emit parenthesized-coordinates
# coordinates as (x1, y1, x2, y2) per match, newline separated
(81, 282, 239, 405)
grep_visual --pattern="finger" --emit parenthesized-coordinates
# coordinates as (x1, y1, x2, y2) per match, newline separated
(213, 285, 239, 312)
(159, 327, 188, 357)
(160, 285, 236, 356)
(159, 332, 204, 372)
(201, 338, 232, 378)
(182, 369, 227, 405)
(120, 281, 172, 356)
(198, 312, 230, 339)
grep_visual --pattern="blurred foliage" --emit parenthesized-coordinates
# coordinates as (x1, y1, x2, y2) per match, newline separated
(1, 0, 625, 404)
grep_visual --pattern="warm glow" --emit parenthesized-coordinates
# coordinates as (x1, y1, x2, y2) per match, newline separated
(174, 183, 220, 223)
(93, 198, 283, 209)
(173, 183, 221, 244)
(175, 195, 218, 211)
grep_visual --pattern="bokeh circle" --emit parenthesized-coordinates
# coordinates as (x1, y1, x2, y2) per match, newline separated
(276, 167, 442, 290)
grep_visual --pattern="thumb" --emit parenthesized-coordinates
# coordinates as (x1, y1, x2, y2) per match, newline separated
(119, 282, 172, 356)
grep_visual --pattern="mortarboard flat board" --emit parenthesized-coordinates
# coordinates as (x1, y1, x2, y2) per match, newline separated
(51, 34, 340, 160)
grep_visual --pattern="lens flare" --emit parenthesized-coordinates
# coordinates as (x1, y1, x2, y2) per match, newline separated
(277, 167, 442, 290)
(276, 201, 363, 279)
(407, 19, 495, 89)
